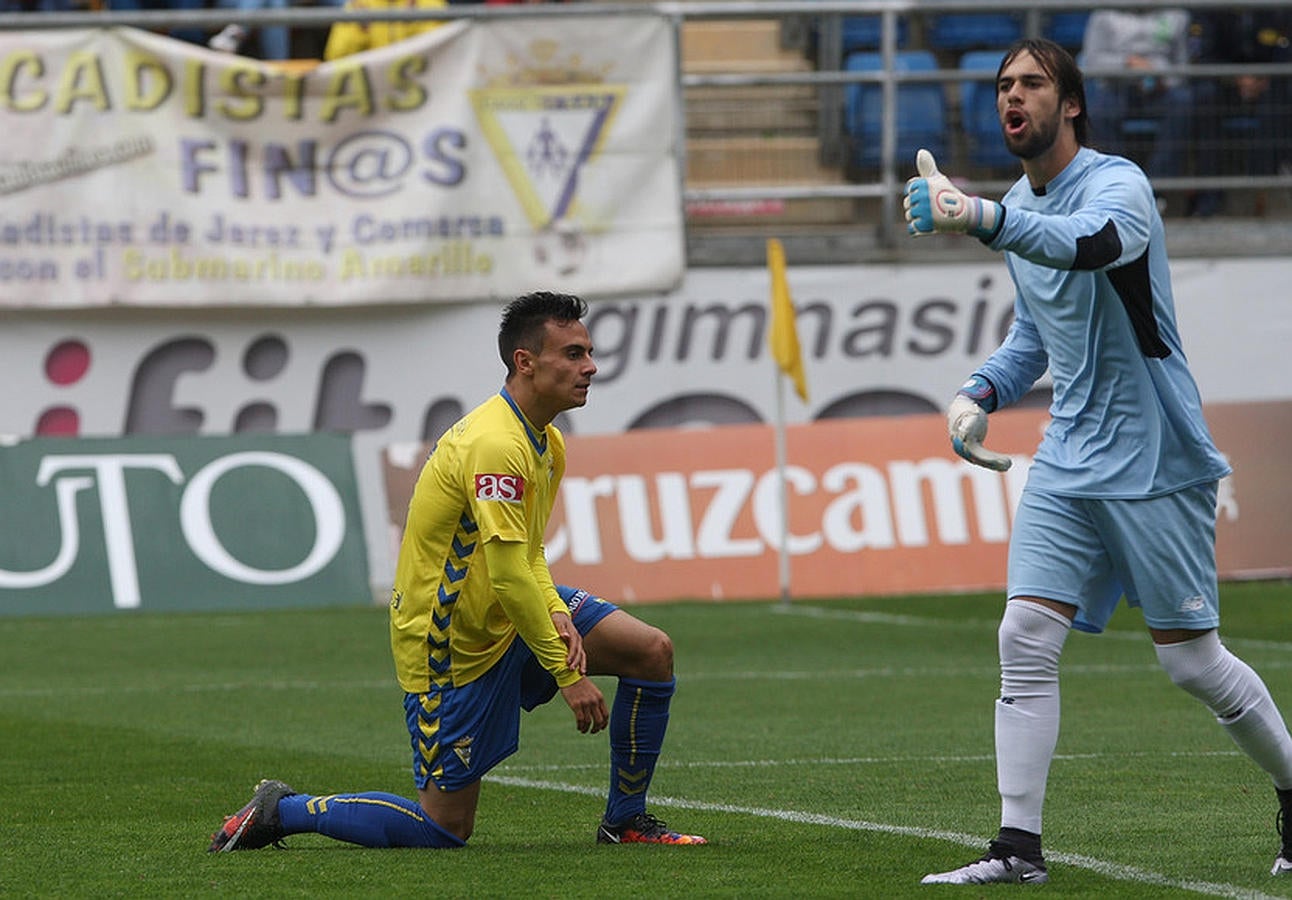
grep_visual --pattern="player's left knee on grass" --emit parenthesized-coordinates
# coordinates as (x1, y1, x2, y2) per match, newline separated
(417, 792, 476, 844)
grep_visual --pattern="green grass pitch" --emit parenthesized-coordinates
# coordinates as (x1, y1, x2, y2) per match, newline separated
(3, 581, 1292, 898)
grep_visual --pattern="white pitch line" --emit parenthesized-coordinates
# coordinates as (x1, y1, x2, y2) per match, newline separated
(490, 774, 1286, 900)
(679, 662, 1223, 681)
(770, 604, 999, 632)
(691, 659, 1292, 680)
(496, 748, 1243, 774)
(773, 604, 1292, 653)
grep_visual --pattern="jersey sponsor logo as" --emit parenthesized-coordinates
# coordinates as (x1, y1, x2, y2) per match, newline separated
(475, 473, 525, 503)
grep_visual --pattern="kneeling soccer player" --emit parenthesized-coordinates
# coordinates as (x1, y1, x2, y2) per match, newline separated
(209, 291, 706, 851)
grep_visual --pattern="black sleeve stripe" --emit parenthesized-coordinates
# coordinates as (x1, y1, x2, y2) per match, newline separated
(1105, 250, 1172, 359)
(1072, 218, 1122, 270)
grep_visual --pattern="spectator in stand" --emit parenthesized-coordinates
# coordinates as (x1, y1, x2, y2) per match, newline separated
(323, 0, 447, 60)
(1081, 8, 1193, 181)
(1188, 11, 1292, 217)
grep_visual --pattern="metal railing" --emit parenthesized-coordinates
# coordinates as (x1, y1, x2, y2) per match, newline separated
(2, 0, 1289, 258)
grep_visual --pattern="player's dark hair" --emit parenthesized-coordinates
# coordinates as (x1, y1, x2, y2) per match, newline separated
(498, 291, 588, 375)
(998, 37, 1088, 146)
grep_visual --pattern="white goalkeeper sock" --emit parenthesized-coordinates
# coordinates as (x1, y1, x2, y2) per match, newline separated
(1156, 631, 1292, 789)
(995, 601, 1071, 836)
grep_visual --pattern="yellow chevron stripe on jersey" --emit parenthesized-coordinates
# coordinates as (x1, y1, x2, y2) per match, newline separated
(425, 513, 476, 686)
(391, 392, 566, 693)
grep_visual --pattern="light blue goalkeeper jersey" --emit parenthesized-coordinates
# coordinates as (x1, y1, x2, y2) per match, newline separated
(976, 146, 1230, 498)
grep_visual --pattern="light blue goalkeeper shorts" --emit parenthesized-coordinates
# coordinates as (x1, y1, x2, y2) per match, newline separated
(1007, 483, 1221, 634)
(405, 585, 617, 792)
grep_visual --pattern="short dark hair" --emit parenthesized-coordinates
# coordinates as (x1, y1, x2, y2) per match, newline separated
(998, 37, 1088, 146)
(498, 291, 588, 375)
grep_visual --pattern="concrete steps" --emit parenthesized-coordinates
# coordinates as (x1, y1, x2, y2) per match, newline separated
(684, 83, 818, 137)
(680, 20, 851, 230)
(681, 20, 798, 71)
(686, 136, 834, 184)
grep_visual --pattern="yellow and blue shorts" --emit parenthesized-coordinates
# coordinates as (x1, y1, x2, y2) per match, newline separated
(404, 586, 617, 791)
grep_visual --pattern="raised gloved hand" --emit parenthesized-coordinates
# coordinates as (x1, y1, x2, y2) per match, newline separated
(904, 149, 1003, 240)
(947, 394, 1012, 472)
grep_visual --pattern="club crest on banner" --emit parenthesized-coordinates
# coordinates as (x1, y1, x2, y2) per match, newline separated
(470, 41, 623, 276)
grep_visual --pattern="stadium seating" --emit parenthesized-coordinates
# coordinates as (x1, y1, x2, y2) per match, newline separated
(959, 50, 1016, 169)
(840, 15, 909, 52)
(844, 50, 947, 169)
(1044, 11, 1090, 50)
(926, 13, 1022, 52)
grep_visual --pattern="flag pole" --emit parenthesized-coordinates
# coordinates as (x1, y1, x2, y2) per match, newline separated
(774, 363, 792, 607)
(766, 237, 807, 608)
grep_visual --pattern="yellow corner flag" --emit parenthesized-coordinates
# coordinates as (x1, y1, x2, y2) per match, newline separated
(767, 238, 809, 402)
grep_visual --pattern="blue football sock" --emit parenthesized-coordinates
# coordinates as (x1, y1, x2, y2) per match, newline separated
(604, 676, 675, 826)
(278, 792, 464, 848)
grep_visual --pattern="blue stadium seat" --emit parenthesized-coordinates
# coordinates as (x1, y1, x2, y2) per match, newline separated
(841, 15, 908, 52)
(926, 14, 1022, 52)
(844, 50, 946, 169)
(1044, 11, 1090, 50)
(959, 50, 1016, 169)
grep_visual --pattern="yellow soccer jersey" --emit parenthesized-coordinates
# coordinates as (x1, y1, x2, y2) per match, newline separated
(390, 391, 576, 693)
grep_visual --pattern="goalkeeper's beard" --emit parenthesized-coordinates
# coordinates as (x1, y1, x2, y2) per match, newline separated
(1003, 113, 1062, 161)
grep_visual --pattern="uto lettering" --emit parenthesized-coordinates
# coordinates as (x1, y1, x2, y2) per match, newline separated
(0, 451, 345, 608)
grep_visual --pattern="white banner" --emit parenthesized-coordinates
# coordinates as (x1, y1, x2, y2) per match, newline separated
(2, 258, 1286, 590)
(0, 19, 684, 308)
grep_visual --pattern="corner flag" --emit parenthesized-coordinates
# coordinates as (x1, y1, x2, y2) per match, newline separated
(766, 238, 809, 402)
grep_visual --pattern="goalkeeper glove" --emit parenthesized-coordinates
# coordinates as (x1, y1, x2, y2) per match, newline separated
(947, 380, 1012, 472)
(904, 149, 1003, 240)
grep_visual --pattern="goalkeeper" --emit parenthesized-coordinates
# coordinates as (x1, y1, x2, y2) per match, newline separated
(907, 38, 1292, 886)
